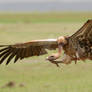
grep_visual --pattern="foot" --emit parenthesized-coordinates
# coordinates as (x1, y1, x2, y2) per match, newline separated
(49, 60, 60, 67)
(48, 60, 63, 67)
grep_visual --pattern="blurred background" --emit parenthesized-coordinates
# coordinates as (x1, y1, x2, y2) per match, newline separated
(0, 0, 92, 92)
(0, 0, 92, 12)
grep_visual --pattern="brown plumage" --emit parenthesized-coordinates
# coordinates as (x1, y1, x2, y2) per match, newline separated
(0, 20, 92, 66)
(62, 19, 92, 64)
(0, 39, 58, 65)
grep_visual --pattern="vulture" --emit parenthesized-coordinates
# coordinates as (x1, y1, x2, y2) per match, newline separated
(0, 20, 92, 67)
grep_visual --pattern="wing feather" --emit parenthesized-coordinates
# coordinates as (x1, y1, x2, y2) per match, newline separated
(68, 20, 92, 59)
(0, 47, 9, 53)
(25, 47, 30, 57)
(6, 53, 14, 65)
(0, 39, 58, 64)
(20, 48, 26, 59)
(0, 49, 10, 58)
(0, 49, 12, 64)
(14, 55, 19, 63)
(14, 49, 21, 63)
(6, 49, 18, 65)
(70, 20, 92, 40)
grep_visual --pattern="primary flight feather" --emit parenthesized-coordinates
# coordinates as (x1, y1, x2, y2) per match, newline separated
(0, 20, 92, 66)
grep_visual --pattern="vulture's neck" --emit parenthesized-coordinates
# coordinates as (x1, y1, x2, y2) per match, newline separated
(54, 45, 63, 59)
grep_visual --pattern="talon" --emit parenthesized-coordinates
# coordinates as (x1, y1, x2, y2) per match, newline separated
(49, 60, 60, 67)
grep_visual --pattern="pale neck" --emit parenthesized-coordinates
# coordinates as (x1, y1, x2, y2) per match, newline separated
(56, 45, 63, 58)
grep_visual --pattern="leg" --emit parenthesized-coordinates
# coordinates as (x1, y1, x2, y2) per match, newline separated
(47, 54, 73, 67)
(48, 54, 72, 67)
(48, 60, 64, 67)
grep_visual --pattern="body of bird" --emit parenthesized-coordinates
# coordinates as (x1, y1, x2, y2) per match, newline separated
(0, 20, 92, 67)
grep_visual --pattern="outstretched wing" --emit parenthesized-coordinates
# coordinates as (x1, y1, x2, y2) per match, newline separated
(69, 20, 92, 58)
(0, 39, 58, 65)
(70, 20, 92, 39)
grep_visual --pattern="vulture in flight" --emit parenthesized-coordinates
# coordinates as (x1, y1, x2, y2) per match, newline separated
(0, 20, 92, 66)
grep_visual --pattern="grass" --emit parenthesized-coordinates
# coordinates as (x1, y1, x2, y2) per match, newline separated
(0, 12, 91, 23)
(0, 12, 92, 92)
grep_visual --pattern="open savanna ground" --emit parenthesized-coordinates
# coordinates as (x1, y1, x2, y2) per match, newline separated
(0, 13, 92, 92)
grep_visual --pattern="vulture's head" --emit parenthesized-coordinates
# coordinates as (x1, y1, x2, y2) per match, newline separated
(46, 36, 68, 61)
(57, 36, 68, 45)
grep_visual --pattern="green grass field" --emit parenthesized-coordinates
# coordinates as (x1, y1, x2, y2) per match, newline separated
(0, 13, 92, 92)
